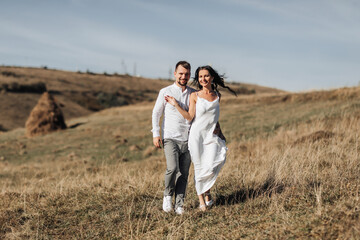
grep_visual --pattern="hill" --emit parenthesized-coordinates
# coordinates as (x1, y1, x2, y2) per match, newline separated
(1, 73, 359, 238)
(0, 66, 283, 131)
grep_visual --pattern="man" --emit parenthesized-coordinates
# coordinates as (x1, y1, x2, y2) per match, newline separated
(152, 61, 194, 215)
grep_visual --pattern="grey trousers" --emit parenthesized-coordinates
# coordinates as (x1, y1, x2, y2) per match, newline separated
(163, 138, 191, 208)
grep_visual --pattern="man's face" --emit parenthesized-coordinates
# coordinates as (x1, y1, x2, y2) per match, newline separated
(174, 65, 190, 87)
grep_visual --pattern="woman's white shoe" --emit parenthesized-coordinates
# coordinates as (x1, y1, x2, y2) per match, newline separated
(205, 199, 214, 207)
(199, 204, 206, 211)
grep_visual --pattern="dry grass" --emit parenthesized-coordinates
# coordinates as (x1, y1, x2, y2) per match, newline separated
(0, 86, 359, 239)
(0, 66, 279, 132)
(0, 66, 173, 131)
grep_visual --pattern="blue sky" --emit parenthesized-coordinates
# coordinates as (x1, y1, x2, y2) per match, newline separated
(1, 0, 359, 91)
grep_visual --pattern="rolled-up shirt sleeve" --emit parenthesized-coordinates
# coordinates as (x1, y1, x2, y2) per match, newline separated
(151, 89, 165, 138)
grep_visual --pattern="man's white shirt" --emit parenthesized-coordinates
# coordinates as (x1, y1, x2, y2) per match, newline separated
(152, 83, 195, 141)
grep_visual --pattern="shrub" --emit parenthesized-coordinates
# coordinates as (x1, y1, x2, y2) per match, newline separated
(1, 71, 21, 78)
(235, 87, 256, 95)
(86, 69, 95, 75)
(0, 82, 47, 93)
(96, 92, 129, 108)
(0, 124, 7, 131)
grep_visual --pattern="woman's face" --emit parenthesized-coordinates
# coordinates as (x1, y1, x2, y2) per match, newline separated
(198, 69, 213, 88)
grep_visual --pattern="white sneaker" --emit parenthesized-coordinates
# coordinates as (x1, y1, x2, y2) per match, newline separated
(162, 196, 173, 212)
(175, 207, 184, 215)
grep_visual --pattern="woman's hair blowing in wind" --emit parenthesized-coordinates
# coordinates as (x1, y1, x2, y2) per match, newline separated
(192, 65, 237, 96)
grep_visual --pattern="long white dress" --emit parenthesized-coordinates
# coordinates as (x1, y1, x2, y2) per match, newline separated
(188, 93, 227, 195)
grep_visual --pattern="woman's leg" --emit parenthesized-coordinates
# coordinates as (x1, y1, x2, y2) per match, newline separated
(204, 189, 214, 207)
(198, 194, 206, 211)
(204, 189, 211, 202)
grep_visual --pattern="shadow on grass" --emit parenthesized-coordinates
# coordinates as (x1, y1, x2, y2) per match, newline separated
(0, 124, 7, 132)
(68, 122, 86, 129)
(215, 178, 285, 206)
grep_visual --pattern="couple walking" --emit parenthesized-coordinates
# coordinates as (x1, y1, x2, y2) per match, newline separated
(151, 61, 236, 214)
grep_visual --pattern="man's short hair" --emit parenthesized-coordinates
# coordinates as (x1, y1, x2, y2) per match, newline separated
(175, 61, 191, 71)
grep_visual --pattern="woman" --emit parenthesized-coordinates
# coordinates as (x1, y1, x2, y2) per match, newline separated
(165, 65, 236, 211)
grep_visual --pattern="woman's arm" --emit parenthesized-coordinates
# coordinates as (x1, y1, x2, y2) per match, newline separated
(213, 122, 226, 142)
(213, 93, 225, 141)
(165, 92, 196, 121)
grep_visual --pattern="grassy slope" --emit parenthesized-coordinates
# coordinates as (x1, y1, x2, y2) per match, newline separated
(0, 66, 173, 131)
(0, 87, 359, 239)
(0, 66, 281, 131)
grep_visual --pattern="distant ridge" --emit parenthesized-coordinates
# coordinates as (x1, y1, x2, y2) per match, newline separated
(0, 66, 284, 131)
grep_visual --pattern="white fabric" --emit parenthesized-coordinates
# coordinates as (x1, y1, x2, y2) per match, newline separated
(152, 83, 194, 141)
(188, 94, 227, 195)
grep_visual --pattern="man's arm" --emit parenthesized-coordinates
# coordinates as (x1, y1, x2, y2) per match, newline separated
(151, 89, 165, 148)
(153, 137, 162, 148)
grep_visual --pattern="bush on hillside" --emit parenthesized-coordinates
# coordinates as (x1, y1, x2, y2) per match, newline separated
(1, 71, 21, 78)
(86, 69, 95, 75)
(235, 86, 256, 95)
(96, 92, 129, 108)
(0, 82, 47, 93)
(0, 124, 7, 132)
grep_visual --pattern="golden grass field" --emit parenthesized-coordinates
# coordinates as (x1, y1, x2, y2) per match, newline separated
(0, 70, 360, 238)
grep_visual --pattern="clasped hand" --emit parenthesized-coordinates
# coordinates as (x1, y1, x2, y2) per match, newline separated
(165, 95, 178, 106)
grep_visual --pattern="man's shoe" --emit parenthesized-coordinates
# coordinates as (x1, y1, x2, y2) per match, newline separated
(175, 207, 184, 215)
(162, 196, 173, 212)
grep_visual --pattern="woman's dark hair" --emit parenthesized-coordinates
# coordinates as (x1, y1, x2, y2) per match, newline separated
(192, 65, 237, 96)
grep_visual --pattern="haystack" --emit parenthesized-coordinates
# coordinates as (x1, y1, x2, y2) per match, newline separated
(25, 92, 67, 137)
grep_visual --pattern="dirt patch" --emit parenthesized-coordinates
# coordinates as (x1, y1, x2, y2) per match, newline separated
(129, 145, 141, 151)
(143, 146, 159, 157)
(294, 130, 335, 144)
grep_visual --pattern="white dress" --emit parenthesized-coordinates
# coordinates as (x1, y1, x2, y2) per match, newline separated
(188, 93, 227, 195)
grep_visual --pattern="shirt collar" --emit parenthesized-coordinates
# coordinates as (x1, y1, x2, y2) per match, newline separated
(173, 82, 188, 93)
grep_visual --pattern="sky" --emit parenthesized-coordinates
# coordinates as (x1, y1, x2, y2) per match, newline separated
(0, 0, 359, 92)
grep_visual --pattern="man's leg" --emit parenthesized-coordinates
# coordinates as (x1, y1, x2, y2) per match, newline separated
(163, 139, 180, 199)
(174, 141, 191, 209)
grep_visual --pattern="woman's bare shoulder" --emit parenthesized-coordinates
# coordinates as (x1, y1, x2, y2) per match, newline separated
(190, 91, 199, 97)
(190, 91, 198, 101)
